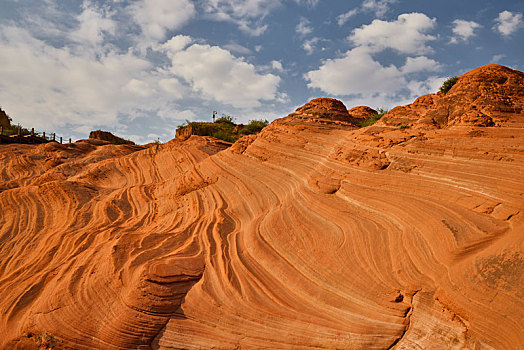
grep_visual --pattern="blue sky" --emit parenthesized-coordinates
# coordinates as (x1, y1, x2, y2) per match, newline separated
(0, 0, 522, 143)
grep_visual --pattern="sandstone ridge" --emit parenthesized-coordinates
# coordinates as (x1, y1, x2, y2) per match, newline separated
(1, 65, 523, 349)
(380, 64, 524, 128)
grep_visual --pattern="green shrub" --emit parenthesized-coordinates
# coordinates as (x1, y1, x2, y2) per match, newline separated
(215, 115, 235, 125)
(440, 76, 458, 94)
(241, 119, 269, 135)
(358, 108, 388, 127)
(399, 124, 410, 129)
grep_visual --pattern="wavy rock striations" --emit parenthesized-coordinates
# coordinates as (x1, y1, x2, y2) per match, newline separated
(1, 64, 523, 349)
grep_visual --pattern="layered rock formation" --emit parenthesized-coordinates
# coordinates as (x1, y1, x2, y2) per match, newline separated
(0, 64, 523, 349)
(348, 105, 378, 124)
(380, 64, 524, 128)
(290, 97, 355, 124)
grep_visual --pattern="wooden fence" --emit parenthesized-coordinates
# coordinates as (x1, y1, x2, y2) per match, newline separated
(0, 125, 72, 145)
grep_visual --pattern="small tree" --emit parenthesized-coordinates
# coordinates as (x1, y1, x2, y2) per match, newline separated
(440, 76, 459, 94)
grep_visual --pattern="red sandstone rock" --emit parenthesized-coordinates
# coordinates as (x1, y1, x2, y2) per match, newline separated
(379, 64, 524, 128)
(1, 65, 523, 349)
(290, 97, 353, 122)
(348, 105, 378, 123)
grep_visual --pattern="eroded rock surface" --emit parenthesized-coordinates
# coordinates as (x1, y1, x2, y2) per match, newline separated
(290, 97, 354, 123)
(1, 65, 523, 349)
(380, 64, 524, 128)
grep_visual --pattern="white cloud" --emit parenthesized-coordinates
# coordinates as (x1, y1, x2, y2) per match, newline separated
(0, 26, 155, 131)
(306, 13, 443, 108)
(124, 79, 154, 97)
(302, 37, 320, 55)
(69, 1, 116, 46)
(491, 54, 505, 63)
(296, 17, 313, 36)
(307, 51, 446, 109)
(130, 0, 195, 41)
(361, 0, 397, 18)
(271, 60, 284, 72)
(158, 78, 185, 99)
(349, 13, 437, 54)
(401, 56, 442, 74)
(450, 19, 481, 43)
(294, 0, 319, 7)
(166, 43, 280, 108)
(337, 9, 358, 26)
(223, 43, 252, 55)
(494, 11, 523, 36)
(161, 35, 192, 53)
(306, 46, 406, 96)
(336, 1, 396, 27)
(203, 0, 280, 36)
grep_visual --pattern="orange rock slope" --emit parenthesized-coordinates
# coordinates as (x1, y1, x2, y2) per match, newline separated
(1, 64, 523, 349)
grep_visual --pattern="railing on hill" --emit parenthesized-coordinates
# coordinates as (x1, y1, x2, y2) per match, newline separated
(0, 125, 72, 145)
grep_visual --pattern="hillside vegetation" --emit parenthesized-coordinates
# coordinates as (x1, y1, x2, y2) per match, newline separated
(177, 116, 269, 143)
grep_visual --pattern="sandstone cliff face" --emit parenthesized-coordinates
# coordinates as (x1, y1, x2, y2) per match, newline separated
(1, 65, 523, 349)
(380, 64, 524, 128)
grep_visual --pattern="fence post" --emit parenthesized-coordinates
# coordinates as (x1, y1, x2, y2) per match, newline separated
(69, 138, 71, 144)
(53, 133, 55, 141)
(60, 136, 62, 144)
(18, 126, 21, 142)
(43, 131, 46, 139)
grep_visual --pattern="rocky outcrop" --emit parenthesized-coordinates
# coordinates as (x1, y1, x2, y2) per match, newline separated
(348, 106, 378, 124)
(379, 64, 524, 128)
(89, 130, 135, 145)
(290, 97, 354, 123)
(1, 65, 523, 349)
(0, 108, 11, 128)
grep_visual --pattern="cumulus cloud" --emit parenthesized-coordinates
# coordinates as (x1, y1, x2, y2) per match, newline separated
(494, 11, 523, 36)
(165, 41, 280, 108)
(69, 2, 116, 46)
(401, 56, 442, 74)
(296, 17, 313, 36)
(0, 26, 153, 131)
(306, 13, 442, 108)
(306, 47, 406, 96)
(130, 0, 195, 41)
(306, 50, 444, 107)
(349, 13, 437, 54)
(450, 19, 481, 43)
